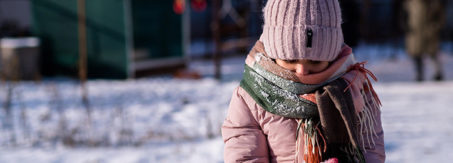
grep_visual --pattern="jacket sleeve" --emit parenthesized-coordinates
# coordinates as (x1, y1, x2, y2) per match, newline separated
(222, 87, 269, 163)
(361, 95, 386, 163)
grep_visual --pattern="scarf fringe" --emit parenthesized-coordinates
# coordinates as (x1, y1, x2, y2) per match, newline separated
(341, 62, 381, 156)
(344, 61, 382, 108)
(357, 81, 380, 153)
(295, 118, 367, 163)
(295, 119, 327, 163)
(304, 119, 323, 163)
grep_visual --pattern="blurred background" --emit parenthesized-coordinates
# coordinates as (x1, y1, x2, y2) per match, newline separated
(0, 0, 452, 162)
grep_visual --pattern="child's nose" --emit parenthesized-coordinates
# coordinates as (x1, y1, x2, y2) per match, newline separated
(295, 63, 309, 75)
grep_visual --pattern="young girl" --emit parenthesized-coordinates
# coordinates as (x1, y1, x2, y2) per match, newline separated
(221, 0, 385, 163)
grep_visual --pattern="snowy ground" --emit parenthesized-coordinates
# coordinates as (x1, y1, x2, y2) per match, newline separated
(0, 44, 453, 163)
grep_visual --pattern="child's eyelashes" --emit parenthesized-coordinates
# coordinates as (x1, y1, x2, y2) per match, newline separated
(307, 60, 322, 65)
(282, 59, 323, 65)
(282, 59, 299, 64)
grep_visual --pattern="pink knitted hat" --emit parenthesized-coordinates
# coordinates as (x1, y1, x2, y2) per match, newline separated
(260, 0, 344, 61)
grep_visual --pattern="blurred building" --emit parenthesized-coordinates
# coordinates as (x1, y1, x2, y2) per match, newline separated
(1, 0, 452, 79)
(358, 0, 453, 44)
(2, 0, 189, 79)
(0, 0, 31, 37)
(190, 0, 263, 58)
(31, 0, 188, 79)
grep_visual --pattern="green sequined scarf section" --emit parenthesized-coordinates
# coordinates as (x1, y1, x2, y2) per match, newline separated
(240, 63, 324, 119)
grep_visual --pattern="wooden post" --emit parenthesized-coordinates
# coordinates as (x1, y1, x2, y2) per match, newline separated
(78, 0, 87, 83)
(77, 0, 91, 123)
(212, 0, 222, 80)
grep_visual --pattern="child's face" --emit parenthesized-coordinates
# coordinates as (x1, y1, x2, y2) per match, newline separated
(275, 59, 329, 75)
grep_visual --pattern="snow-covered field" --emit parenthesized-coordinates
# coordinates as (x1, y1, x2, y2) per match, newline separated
(0, 45, 453, 163)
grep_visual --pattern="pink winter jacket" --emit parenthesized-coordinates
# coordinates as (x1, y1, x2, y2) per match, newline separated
(222, 86, 385, 163)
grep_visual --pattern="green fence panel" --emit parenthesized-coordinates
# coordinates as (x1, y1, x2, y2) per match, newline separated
(85, 0, 129, 78)
(31, 0, 184, 79)
(31, 0, 129, 79)
(131, 0, 183, 59)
